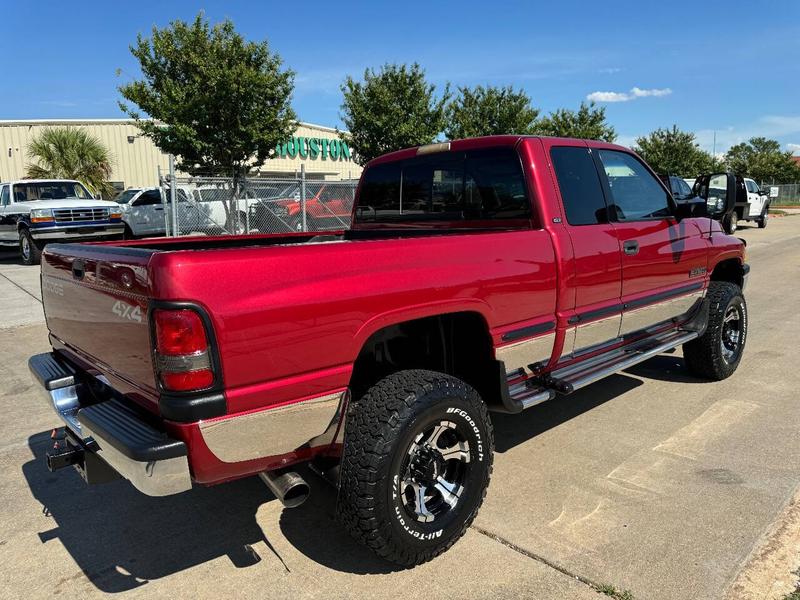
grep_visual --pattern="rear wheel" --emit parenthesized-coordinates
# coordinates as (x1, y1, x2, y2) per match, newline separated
(337, 369, 493, 566)
(19, 228, 42, 265)
(683, 281, 747, 380)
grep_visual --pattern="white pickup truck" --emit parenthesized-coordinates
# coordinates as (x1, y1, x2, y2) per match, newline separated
(0, 179, 124, 264)
(732, 177, 770, 231)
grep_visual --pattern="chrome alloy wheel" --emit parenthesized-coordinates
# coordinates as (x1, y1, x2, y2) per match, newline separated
(400, 420, 471, 523)
(721, 305, 743, 363)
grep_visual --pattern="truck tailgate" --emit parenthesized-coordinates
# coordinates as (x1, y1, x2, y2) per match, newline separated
(41, 243, 159, 408)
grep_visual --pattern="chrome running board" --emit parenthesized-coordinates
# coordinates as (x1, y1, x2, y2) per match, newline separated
(546, 329, 700, 394)
(503, 328, 700, 411)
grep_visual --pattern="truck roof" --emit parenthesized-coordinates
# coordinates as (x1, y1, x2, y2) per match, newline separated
(0, 178, 82, 185)
(364, 135, 634, 169)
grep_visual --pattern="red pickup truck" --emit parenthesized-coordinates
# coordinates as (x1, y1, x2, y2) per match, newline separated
(30, 136, 748, 566)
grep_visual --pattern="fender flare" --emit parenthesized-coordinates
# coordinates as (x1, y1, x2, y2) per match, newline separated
(350, 299, 495, 360)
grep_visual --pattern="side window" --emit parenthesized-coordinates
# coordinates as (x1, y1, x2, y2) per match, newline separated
(550, 146, 607, 225)
(597, 150, 672, 220)
(745, 180, 757, 193)
(176, 189, 189, 202)
(137, 190, 163, 206)
(0, 186, 9, 206)
(672, 177, 692, 198)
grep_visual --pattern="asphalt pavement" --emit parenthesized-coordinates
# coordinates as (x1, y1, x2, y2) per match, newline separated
(0, 216, 798, 599)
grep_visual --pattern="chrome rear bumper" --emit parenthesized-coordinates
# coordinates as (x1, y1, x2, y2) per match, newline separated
(29, 352, 192, 497)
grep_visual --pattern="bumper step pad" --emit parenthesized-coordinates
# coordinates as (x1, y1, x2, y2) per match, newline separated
(77, 400, 187, 462)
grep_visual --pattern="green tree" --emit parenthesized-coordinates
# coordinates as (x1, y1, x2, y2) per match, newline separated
(25, 127, 115, 198)
(633, 125, 719, 176)
(725, 137, 800, 184)
(534, 101, 616, 142)
(340, 63, 449, 165)
(444, 85, 539, 139)
(118, 13, 296, 179)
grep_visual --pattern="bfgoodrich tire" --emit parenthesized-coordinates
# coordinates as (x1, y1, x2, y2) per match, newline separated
(683, 281, 747, 380)
(337, 369, 493, 567)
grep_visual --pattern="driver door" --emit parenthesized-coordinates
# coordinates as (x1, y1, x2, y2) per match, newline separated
(745, 180, 766, 217)
(129, 189, 165, 236)
(593, 148, 708, 336)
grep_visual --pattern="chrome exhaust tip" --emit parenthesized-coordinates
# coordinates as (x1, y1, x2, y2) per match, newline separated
(258, 470, 310, 508)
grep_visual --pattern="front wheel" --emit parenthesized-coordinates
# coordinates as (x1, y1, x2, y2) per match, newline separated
(683, 281, 747, 380)
(19, 228, 43, 265)
(757, 214, 767, 228)
(722, 213, 738, 234)
(337, 370, 493, 566)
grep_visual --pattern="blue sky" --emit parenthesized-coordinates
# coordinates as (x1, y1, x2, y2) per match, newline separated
(1, 0, 798, 154)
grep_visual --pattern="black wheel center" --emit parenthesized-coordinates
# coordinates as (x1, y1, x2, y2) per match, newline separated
(410, 445, 443, 484)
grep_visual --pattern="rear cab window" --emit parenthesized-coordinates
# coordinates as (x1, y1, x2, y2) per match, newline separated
(354, 147, 531, 227)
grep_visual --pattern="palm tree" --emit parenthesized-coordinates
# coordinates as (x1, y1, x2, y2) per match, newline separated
(25, 127, 115, 198)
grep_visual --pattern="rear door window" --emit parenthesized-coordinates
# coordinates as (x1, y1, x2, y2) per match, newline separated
(550, 146, 608, 225)
(0, 185, 8, 206)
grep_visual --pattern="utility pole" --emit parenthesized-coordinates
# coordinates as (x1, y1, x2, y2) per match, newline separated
(169, 155, 178, 237)
(712, 131, 717, 158)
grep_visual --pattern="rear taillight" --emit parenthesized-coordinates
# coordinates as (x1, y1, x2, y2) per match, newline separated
(153, 309, 215, 392)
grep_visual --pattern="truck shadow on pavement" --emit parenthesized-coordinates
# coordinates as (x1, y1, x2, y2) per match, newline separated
(491, 373, 644, 453)
(0, 249, 24, 265)
(22, 358, 703, 590)
(23, 433, 400, 593)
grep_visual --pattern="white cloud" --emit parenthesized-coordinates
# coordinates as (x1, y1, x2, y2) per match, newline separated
(586, 91, 631, 102)
(598, 67, 622, 74)
(630, 87, 672, 98)
(586, 87, 672, 103)
(787, 143, 800, 154)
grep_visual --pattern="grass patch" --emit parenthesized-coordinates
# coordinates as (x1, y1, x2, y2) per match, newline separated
(783, 589, 800, 600)
(597, 583, 634, 600)
(770, 209, 788, 216)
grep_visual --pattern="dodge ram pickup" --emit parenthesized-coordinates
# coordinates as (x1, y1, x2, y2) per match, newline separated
(30, 136, 748, 566)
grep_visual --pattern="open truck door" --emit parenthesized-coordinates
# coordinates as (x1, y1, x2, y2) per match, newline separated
(691, 172, 738, 233)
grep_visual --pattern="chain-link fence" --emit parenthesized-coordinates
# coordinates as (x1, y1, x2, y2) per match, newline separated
(759, 183, 800, 205)
(157, 173, 358, 236)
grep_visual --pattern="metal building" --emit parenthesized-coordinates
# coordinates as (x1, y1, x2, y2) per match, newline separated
(0, 119, 361, 191)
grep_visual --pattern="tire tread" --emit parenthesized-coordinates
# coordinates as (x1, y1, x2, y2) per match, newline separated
(683, 281, 746, 380)
(337, 369, 493, 567)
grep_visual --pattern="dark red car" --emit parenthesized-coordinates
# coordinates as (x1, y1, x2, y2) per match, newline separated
(254, 183, 355, 231)
(31, 136, 748, 566)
